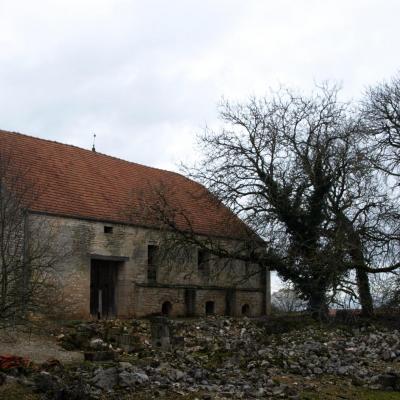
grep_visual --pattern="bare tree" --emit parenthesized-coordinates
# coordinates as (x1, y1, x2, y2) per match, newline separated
(271, 286, 307, 313)
(145, 82, 400, 319)
(0, 148, 68, 328)
(140, 181, 277, 317)
(345, 72, 400, 280)
(362, 73, 400, 177)
(323, 117, 400, 316)
(369, 273, 400, 310)
(144, 85, 354, 319)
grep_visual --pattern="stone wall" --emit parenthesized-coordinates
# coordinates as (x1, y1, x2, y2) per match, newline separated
(30, 213, 270, 319)
(134, 286, 186, 317)
(133, 286, 264, 318)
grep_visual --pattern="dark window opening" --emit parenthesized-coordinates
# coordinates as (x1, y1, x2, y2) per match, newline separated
(205, 301, 215, 315)
(161, 301, 172, 316)
(185, 289, 196, 317)
(147, 245, 158, 283)
(225, 289, 236, 316)
(104, 226, 113, 234)
(198, 249, 210, 273)
(148, 245, 159, 265)
(242, 304, 250, 316)
(147, 268, 157, 283)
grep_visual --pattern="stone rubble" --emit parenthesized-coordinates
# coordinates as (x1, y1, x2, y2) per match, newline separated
(1, 316, 400, 398)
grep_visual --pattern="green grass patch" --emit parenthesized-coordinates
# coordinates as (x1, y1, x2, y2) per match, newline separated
(301, 385, 400, 399)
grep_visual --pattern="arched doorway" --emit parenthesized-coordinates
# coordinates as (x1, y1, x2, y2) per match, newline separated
(161, 301, 172, 316)
(205, 301, 215, 315)
(241, 304, 250, 316)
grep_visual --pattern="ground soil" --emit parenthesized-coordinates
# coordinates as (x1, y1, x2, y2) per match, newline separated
(0, 328, 82, 364)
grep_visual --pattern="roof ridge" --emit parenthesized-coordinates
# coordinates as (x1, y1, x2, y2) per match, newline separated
(0, 128, 186, 179)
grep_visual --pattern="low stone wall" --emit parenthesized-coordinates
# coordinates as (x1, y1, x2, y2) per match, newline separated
(134, 286, 186, 318)
(133, 285, 265, 318)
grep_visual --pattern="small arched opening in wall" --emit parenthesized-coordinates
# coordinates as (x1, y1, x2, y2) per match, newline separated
(161, 301, 172, 316)
(241, 304, 250, 316)
(205, 301, 215, 315)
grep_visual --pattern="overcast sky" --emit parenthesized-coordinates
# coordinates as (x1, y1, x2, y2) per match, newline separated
(2, 0, 399, 292)
(1, 0, 400, 171)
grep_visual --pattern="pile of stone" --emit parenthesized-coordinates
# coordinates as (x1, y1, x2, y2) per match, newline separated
(58, 319, 149, 353)
(162, 317, 400, 394)
(1, 316, 400, 399)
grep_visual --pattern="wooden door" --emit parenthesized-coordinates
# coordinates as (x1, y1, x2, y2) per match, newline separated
(90, 259, 118, 318)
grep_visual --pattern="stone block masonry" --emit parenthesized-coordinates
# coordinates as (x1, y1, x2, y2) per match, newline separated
(31, 213, 270, 319)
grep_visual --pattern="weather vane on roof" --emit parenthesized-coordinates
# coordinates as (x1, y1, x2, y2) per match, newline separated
(92, 133, 96, 152)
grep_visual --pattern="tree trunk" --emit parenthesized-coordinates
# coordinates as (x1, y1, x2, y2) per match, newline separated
(337, 212, 374, 317)
(356, 267, 374, 317)
(308, 290, 328, 321)
(349, 232, 374, 317)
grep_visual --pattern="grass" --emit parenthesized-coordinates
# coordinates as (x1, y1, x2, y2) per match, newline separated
(0, 383, 201, 400)
(301, 385, 400, 399)
(0, 383, 40, 400)
(272, 374, 400, 400)
(2, 379, 399, 400)
(122, 393, 201, 400)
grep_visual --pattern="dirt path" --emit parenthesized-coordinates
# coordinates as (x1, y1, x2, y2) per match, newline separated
(0, 329, 82, 364)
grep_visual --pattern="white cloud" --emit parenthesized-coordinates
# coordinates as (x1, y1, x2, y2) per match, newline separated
(1, 1, 399, 174)
(1, 0, 399, 291)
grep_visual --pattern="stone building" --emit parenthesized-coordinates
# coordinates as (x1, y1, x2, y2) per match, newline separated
(0, 130, 271, 319)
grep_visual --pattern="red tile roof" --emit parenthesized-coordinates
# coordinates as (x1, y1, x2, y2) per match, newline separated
(0, 130, 249, 239)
